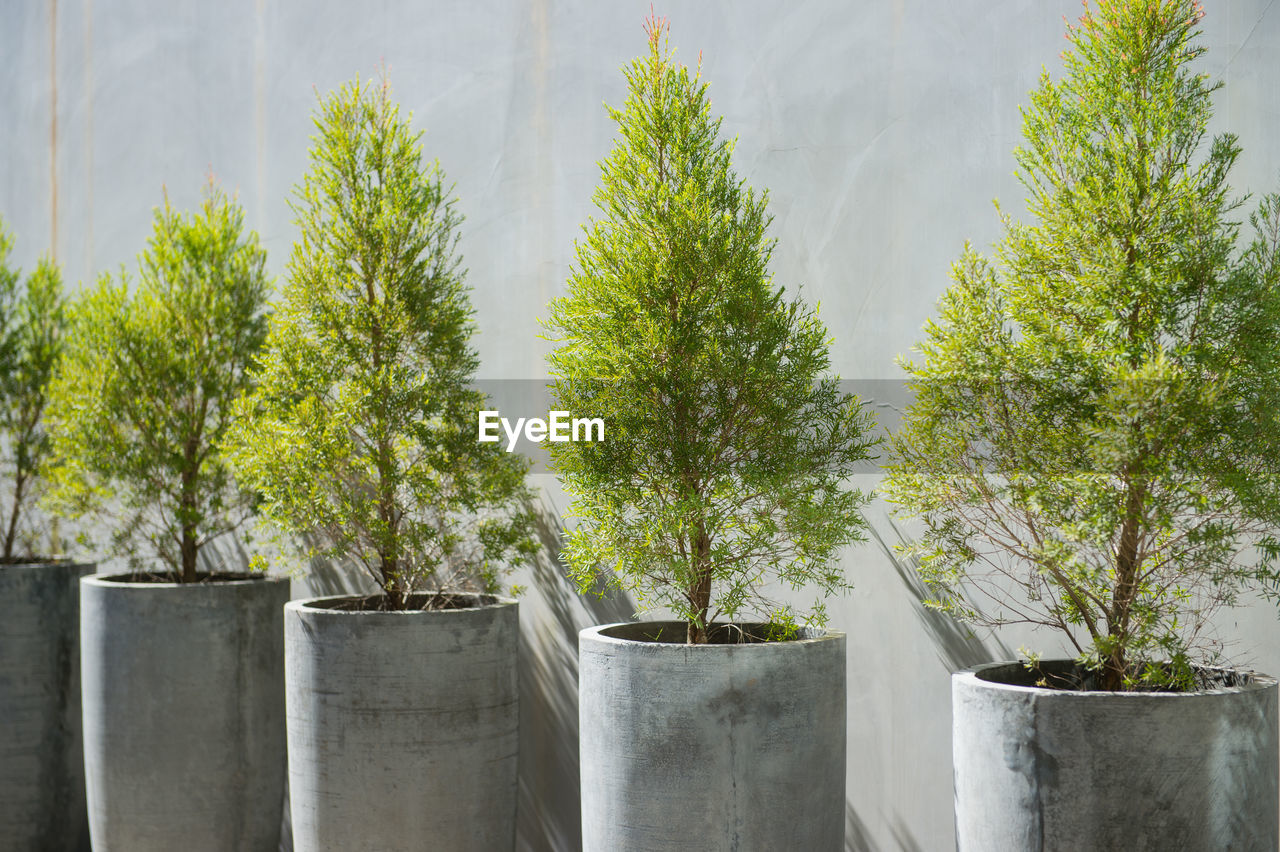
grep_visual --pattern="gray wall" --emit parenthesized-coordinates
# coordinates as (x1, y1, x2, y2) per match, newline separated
(5, 1, 1280, 849)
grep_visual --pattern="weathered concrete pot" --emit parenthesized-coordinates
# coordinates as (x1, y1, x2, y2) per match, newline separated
(953, 660, 1279, 851)
(285, 594, 518, 852)
(0, 560, 94, 851)
(579, 622, 846, 852)
(80, 572, 289, 851)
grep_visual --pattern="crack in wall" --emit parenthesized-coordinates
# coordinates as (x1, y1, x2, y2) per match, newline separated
(1225, 0, 1277, 69)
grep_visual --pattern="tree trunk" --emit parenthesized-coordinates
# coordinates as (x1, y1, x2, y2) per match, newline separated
(180, 524, 198, 584)
(382, 556, 405, 611)
(686, 525, 712, 644)
(179, 434, 201, 583)
(2, 474, 23, 561)
(1104, 473, 1147, 691)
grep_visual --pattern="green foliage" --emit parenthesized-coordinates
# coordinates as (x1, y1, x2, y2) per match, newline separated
(224, 76, 537, 610)
(883, 0, 1280, 691)
(0, 219, 67, 561)
(44, 184, 271, 581)
(545, 18, 877, 644)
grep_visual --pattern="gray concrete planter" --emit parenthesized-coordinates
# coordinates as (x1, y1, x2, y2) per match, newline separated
(0, 559, 94, 851)
(285, 593, 518, 852)
(953, 660, 1279, 851)
(80, 572, 289, 852)
(579, 622, 846, 852)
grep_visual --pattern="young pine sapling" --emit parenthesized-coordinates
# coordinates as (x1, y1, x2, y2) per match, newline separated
(44, 184, 271, 582)
(0, 219, 67, 562)
(225, 76, 537, 611)
(546, 17, 878, 644)
(884, 0, 1280, 691)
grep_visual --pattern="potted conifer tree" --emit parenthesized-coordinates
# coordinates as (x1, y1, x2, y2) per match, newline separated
(224, 75, 537, 852)
(0, 220, 93, 851)
(43, 184, 286, 851)
(545, 17, 877, 851)
(884, 2, 1280, 848)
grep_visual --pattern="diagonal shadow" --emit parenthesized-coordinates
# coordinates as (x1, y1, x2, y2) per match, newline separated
(871, 515, 1012, 672)
(845, 800, 879, 852)
(836, 517, 1014, 852)
(517, 496, 636, 852)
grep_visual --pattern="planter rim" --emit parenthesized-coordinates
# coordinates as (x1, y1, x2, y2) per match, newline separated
(81, 571, 288, 589)
(286, 592, 515, 616)
(956, 659, 1277, 698)
(581, 620, 844, 648)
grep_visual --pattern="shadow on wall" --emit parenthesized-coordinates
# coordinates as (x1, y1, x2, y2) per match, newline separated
(839, 515, 1011, 852)
(268, 498, 636, 852)
(517, 498, 636, 852)
(846, 801, 931, 852)
(870, 515, 1013, 673)
(246, 503, 1008, 852)
(96, 507, 937, 852)
(520, 504, 1007, 852)
(291, 533, 381, 598)
(194, 534, 251, 575)
(192, 536, 299, 852)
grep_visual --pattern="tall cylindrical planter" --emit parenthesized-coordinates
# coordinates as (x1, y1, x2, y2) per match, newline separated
(579, 622, 846, 852)
(953, 660, 1279, 851)
(285, 594, 519, 852)
(80, 572, 290, 852)
(0, 560, 94, 851)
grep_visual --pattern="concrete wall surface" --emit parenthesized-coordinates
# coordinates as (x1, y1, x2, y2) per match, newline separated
(4, 1, 1280, 850)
